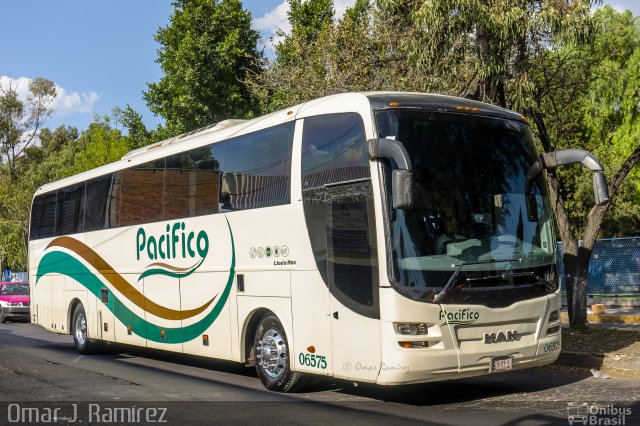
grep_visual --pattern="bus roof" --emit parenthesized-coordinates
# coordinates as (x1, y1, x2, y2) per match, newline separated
(33, 92, 524, 196)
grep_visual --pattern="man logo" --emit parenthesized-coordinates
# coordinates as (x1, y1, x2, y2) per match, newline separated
(483, 330, 519, 344)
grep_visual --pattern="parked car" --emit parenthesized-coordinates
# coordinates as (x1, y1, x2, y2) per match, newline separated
(0, 281, 30, 323)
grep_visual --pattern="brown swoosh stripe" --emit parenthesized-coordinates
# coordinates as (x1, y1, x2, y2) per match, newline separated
(46, 236, 214, 321)
(145, 260, 200, 272)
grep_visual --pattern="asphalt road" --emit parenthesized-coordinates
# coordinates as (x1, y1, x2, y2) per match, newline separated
(0, 322, 638, 426)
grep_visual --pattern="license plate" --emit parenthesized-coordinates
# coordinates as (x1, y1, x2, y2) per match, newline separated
(489, 355, 513, 372)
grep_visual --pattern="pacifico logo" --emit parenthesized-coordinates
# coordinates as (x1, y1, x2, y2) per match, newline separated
(136, 222, 209, 281)
(439, 308, 480, 326)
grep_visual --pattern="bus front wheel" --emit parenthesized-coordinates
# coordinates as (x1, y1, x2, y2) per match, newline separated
(254, 313, 305, 392)
(72, 303, 99, 354)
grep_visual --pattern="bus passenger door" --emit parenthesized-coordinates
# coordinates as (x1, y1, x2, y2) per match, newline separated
(326, 188, 381, 382)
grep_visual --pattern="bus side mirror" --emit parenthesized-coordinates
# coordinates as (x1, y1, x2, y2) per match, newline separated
(368, 138, 414, 209)
(526, 149, 610, 206)
(392, 169, 414, 210)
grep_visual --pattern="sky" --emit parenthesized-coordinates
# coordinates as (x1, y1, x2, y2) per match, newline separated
(1, 0, 637, 133)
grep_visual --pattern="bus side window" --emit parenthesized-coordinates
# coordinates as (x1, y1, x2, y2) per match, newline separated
(120, 159, 165, 226)
(301, 113, 379, 319)
(219, 123, 294, 211)
(85, 173, 120, 232)
(164, 145, 221, 220)
(30, 192, 57, 240)
(55, 183, 86, 236)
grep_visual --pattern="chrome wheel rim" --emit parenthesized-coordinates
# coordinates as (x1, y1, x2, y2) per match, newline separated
(256, 328, 287, 379)
(75, 312, 87, 346)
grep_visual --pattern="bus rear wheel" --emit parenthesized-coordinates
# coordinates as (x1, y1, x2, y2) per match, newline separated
(72, 303, 99, 354)
(254, 313, 305, 392)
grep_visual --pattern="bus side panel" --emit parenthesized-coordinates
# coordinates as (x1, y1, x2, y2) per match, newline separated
(182, 216, 235, 360)
(144, 274, 184, 353)
(113, 273, 148, 348)
(290, 271, 332, 376)
(48, 276, 65, 332)
(34, 275, 53, 331)
(238, 271, 291, 298)
(181, 271, 234, 360)
(93, 277, 116, 343)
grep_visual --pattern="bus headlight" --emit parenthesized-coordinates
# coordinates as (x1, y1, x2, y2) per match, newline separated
(548, 310, 559, 322)
(395, 323, 429, 335)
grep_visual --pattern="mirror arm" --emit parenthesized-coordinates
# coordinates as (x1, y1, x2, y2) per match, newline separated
(368, 138, 414, 209)
(368, 138, 412, 172)
(526, 149, 610, 206)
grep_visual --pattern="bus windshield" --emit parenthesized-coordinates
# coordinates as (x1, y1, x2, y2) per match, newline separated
(375, 110, 557, 306)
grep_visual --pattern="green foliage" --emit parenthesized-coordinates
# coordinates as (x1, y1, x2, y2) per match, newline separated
(69, 115, 130, 175)
(0, 110, 133, 269)
(0, 77, 56, 180)
(121, 105, 151, 150)
(533, 6, 640, 237)
(276, 0, 335, 66)
(382, 0, 597, 109)
(250, 0, 417, 112)
(144, 0, 263, 133)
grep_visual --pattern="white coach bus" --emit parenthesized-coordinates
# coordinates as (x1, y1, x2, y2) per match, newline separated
(29, 92, 608, 392)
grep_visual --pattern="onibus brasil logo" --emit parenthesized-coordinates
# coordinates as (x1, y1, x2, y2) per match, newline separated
(136, 221, 209, 281)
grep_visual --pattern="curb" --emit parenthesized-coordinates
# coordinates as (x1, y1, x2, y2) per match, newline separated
(560, 312, 640, 325)
(557, 351, 640, 378)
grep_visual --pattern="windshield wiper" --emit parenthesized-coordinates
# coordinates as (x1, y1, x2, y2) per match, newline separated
(464, 271, 558, 292)
(433, 258, 523, 303)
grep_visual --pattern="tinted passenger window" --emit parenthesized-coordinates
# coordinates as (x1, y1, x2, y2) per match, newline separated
(164, 146, 221, 220)
(30, 192, 57, 240)
(300, 113, 378, 318)
(326, 185, 378, 311)
(120, 160, 165, 226)
(55, 184, 85, 235)
(301, 113, 369, 189)
(219, 123, 294, 211)
(85, 174, 120, 232)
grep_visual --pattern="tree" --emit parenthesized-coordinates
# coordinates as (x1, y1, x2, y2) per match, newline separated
(249, 0, 409, 111)
(255, 0, 640, 328)
(70, 114, 131, 175)
(277, 0, 335, 65)
(520, 6, 640, 328)
(0, 124, 76, 271)
(120, 105, 151, 150)
(378, 0, 596, 109)
(0, 77, 56, 181)
(144, 0, 263, 133)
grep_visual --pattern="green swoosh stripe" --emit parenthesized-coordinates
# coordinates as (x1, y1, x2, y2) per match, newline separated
(138, 257, 206, 282)
(36, 219, 235, 344)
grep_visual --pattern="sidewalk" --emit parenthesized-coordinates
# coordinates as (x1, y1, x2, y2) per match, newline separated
(557, 307, 640, 378)
(560, 306, 640, 326)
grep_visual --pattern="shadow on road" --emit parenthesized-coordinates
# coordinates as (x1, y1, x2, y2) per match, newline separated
(3, 322, 638, 426)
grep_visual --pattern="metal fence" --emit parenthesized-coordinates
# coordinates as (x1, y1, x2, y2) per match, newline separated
(557, 237, 640, 296)
(1, 272, 28, 283)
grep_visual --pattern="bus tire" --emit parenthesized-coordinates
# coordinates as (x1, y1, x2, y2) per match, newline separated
(72, 303, 99, 354)
(254, 313, 306, 392)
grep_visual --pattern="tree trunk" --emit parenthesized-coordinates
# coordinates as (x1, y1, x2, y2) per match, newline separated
(565, 247, 591, 329)
(527, 109, 640, 328)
